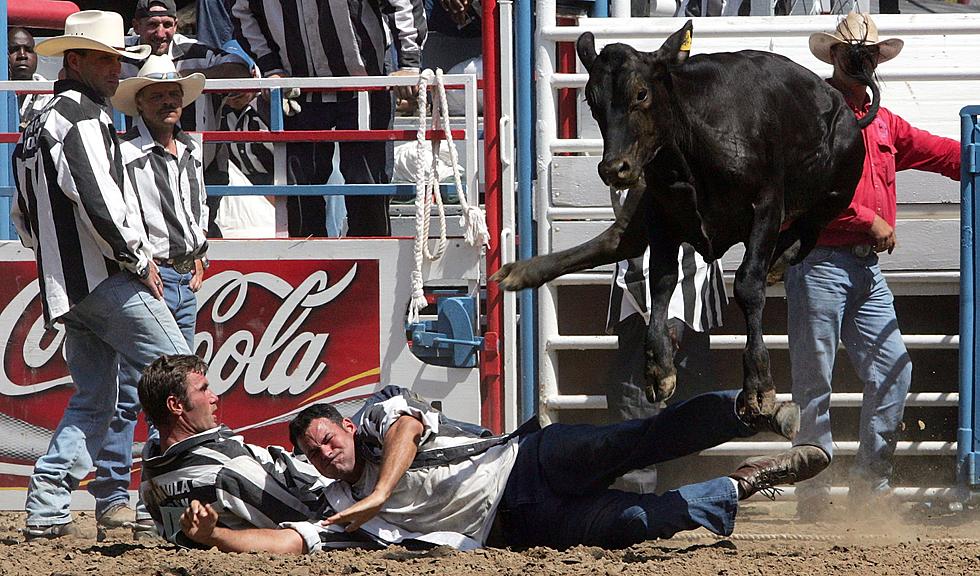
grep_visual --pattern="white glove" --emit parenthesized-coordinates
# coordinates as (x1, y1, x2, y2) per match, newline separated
(282, 87, 302, 117)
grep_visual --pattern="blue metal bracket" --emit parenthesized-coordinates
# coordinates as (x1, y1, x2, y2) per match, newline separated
(408, 296, 483, 368)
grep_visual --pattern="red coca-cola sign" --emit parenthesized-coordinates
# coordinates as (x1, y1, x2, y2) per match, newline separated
(0, 259, 380, 488)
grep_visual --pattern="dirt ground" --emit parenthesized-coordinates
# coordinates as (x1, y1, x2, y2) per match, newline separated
(2, 502, 979, 576)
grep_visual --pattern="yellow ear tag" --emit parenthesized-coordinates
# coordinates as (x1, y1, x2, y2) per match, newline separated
(680, 30, 693, 52)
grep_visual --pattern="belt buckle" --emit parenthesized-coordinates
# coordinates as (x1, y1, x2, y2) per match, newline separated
(172, 258, 195, 274)
(852, 244, 873, 258)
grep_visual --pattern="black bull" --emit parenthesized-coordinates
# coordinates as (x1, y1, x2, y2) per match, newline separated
(491, 21, 878, 417)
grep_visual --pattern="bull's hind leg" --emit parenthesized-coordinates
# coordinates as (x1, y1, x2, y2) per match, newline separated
(492, 183, 650, 291)
(643, 238, 681, 404)
(735, 201, 782, 417)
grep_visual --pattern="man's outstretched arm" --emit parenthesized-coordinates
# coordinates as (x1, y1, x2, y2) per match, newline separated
(324, 414, 424, 532)
(181, 500, 305, 554)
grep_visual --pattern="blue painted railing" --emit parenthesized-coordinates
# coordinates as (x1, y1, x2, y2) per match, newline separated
(959, 105, 980, 490)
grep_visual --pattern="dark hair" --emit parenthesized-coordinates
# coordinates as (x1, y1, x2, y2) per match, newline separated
(138, 354, 209, 427)
(289, 403, 344, 453)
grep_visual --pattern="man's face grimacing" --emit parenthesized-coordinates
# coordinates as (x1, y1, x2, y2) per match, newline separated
(298, 417, 361, 484)
(68, 50, 123, 98)
(137, 82, 184, 134)
(8, 29, 37, 81)
(178, 371, 219, 433)
(135, 13, 178, 56)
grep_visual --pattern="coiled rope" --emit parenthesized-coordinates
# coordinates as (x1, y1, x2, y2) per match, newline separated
(408, 68, 489, 324)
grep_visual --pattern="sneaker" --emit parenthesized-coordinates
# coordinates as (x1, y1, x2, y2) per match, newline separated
(24, 521, 91, 541)
(740, 399, 801, 440)
(97, 504, 136, 529)
(730, 445, 830, 500)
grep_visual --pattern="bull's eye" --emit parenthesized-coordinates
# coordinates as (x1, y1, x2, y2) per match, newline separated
(636, 89, 648, 103)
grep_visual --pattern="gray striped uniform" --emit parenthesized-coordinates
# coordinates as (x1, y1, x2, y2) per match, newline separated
(220, 103, 274, 184)
(119, 117, 209, 261)
(230, 0, 428, 99)
(606, 244, 728, 335)
(11, 79, 152, 326)
(18, 73, 53, 130)
(140, 426, 374, 548)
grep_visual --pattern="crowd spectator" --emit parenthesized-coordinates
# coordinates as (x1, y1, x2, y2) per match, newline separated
(230, 0, 428, 237)
(11, 10, 190, 541)
(8, 27, 51, 129)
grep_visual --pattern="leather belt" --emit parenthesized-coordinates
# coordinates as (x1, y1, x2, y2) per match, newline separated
(154, 256, 196, 274)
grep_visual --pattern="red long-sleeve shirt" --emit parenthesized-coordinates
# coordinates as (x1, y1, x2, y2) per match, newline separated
(817, 98, 961, 247)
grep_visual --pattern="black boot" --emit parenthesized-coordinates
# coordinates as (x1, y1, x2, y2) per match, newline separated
(730, 445, 830, 500)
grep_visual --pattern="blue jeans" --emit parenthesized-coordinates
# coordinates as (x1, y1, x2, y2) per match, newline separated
(25, 272, 190, 526)
(498, 390, 753, 549)
(89, 265, 198, 518)
(786, 247, 912, 500)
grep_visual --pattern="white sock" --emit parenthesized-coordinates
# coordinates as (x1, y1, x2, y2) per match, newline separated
(729, 476, 744, 499)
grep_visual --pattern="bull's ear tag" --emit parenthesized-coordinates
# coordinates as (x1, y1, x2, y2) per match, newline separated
(680, 30, 693, 53)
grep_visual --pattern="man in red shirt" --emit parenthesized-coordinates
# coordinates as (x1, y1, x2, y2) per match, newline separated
(788, 13, 960, 522)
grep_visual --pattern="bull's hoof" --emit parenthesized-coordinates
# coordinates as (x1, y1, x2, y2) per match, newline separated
(737, 385, 777, 419)
(644, 374, 676, 404)
(490, 261, 538, 291)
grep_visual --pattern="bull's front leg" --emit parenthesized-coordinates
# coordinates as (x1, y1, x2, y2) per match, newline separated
(734, 202, 782, 417)
(644, 241, 681, 404)
(492, 183, 649, 291)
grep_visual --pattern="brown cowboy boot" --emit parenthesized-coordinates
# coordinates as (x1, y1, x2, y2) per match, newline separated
(730, 445, 830, 500)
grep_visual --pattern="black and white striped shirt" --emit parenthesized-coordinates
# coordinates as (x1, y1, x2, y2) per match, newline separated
(230, 0, 427, 100)
(12, 79, 152, 326)
(220, 103, 274, 184)
(18, 73, 53, 130)
(119, 118, 209, 261)
(607, 244, 728, 334)
(140, 426, 343, 546)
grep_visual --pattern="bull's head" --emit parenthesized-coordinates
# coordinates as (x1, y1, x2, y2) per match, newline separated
(577, 21, 693, 189)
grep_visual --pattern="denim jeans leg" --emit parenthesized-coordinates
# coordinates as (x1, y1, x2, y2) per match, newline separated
(786, 250, 848, 502)
(528, 389, 752, 497)
(503, 477, 739, 549)
(841, 264, 911, 493)
(92, 269, 197, 515)
(25, 316, 120, 526)
(30, 273, 190, 523)
(159, 266, 198, 351)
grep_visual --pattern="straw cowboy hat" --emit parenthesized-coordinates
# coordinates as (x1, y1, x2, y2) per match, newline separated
(111, 55, 206, 117)
(809, 12, 904, 65)
(35, 10, 151, 59)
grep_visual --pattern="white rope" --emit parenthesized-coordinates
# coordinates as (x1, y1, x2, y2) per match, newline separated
(407, 69, 488, 324)
(430, 68, 490, 249)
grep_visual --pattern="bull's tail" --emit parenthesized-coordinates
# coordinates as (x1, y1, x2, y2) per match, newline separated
(838, 43, 881, 129)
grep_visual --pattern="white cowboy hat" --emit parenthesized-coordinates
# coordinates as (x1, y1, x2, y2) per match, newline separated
(111, 55, 206, 117)
(36, 10, 151, 59)
(809, 12, 904, 65)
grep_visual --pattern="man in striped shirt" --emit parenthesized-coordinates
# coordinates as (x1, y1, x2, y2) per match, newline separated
(230, 0, 429, 237)
(605, 189, 728, 492)
(108, 54, 212, 535)
(125, 0, 252, 236)
(11, 10, 191, 540)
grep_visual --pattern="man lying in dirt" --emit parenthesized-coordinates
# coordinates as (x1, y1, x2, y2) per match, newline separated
(139, 354, 826, 553)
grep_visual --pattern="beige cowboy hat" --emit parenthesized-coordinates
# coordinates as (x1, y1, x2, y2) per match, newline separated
(809, 12, 904, 65)
(36, 10, 151, 59)
(111, 55, 206, 117)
